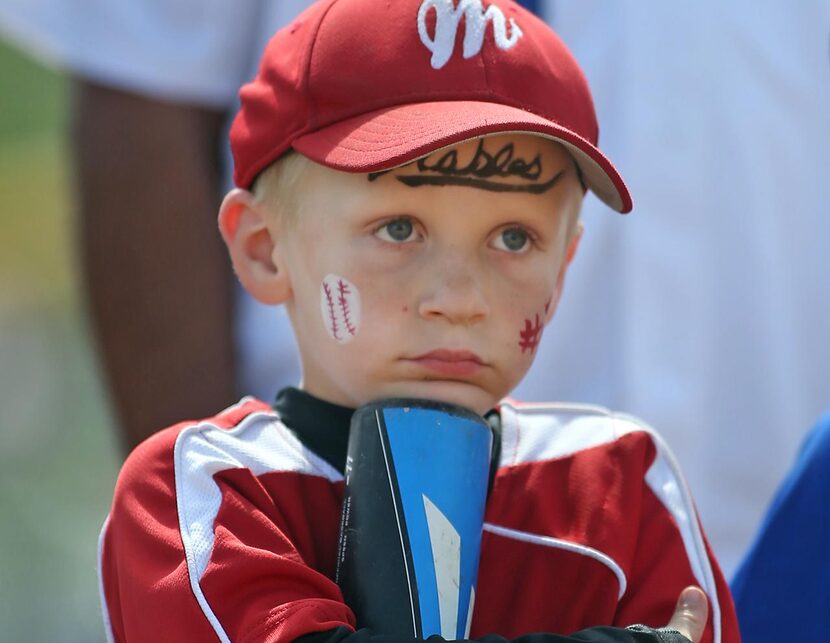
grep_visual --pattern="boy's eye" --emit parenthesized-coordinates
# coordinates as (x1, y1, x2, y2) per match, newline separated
(376, 218, 417, 243)
(493, 227, 531, 253)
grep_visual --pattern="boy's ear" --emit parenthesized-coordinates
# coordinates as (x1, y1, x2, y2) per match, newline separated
(218, 188, 291, 305)
(544, 222, 584, 324)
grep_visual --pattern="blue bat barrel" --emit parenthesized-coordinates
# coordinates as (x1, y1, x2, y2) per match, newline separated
(336, 399, 493, 639)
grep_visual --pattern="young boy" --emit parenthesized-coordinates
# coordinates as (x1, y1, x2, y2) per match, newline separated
(97, 1, 740, 641)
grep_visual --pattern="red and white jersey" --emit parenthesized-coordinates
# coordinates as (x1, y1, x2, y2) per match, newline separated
(98, 397, 740, 642)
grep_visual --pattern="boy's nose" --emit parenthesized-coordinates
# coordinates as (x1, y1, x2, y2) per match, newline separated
(417, 261, 490, 326)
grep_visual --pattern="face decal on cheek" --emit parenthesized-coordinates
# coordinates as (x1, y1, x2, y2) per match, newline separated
(519, 297, 554, 354)
(320, 274, 362, 344)
(518, 314, 544, 354)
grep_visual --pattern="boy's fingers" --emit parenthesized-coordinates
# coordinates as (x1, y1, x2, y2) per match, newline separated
(666, 586, 709, 643)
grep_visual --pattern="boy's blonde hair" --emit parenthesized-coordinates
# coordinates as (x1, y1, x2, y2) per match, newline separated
(252, 152, 313, 224)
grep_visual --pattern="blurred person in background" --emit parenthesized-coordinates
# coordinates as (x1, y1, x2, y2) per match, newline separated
(0, 0, 313, 450)
(731, 411, 830, 640)
(1, 0, 828, 580)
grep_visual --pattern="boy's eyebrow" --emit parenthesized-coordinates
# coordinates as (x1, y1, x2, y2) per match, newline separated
(368, 139, 569, 194)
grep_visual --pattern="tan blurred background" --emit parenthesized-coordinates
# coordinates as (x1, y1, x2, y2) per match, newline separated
(0, 40, 118, 641)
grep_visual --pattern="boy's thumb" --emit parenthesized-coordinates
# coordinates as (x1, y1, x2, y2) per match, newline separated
(666, 586, 709, 643)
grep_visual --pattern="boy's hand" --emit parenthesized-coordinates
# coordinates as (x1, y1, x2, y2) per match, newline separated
(627, 586, 708, 643)
(664, 586, 709, 642)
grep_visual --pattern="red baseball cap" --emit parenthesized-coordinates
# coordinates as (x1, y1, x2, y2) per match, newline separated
(231, 0, 632, 213)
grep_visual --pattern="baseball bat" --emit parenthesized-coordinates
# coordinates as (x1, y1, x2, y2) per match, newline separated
(336, 399, 492, 639)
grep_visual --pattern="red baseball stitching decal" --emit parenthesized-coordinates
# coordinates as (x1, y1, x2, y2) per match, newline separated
(337, 280, 357, 337)
(322, 281, 340, 341)
(518, 313, 543, 354)
(320, 274, 362, 343)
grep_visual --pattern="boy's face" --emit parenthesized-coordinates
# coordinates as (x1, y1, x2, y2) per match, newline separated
(224, 134, 583, 415)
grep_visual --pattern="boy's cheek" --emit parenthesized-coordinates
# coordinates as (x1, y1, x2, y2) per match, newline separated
(343, 237, 420, 277)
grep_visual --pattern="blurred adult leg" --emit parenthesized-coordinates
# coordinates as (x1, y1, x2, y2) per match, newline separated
(73, 80, 237, 452)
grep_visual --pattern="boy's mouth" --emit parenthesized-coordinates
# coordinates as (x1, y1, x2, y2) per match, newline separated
(405, 349, 486, 377)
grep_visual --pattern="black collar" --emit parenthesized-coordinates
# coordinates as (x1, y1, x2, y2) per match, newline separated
(273, 387, 502, 487)
(274, 387, 354, 473)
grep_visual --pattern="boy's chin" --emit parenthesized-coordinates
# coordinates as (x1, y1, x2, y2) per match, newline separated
(369, 380, 501, 417)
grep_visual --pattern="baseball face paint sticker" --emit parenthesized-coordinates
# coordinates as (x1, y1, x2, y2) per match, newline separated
(518, 314, 543, 354)
(321, 274, 362, 344)
(518, 298, 552, 354)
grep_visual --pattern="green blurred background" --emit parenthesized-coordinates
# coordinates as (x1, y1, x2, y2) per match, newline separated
(0, 39, 119, 641)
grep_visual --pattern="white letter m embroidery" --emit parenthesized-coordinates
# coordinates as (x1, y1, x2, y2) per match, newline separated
(418, 0, 523, 70)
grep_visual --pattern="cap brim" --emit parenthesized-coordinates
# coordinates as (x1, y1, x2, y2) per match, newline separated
(293, 100, 631, 213)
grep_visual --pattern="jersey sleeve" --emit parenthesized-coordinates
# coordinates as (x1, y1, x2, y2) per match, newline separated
(0, 0, 263, 106)
(97, 407, 356, 642)
(609, 418, 741, 643)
